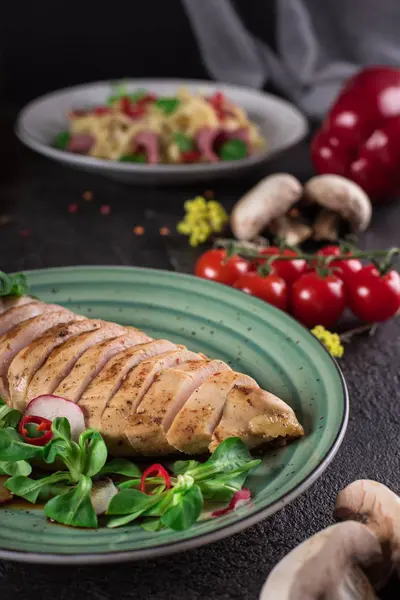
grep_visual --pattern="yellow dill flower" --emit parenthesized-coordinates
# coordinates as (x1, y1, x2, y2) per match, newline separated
(177, 196, 229, 247)
(311, 325, 344, 358)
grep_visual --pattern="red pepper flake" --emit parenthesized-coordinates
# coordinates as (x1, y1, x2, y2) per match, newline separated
(140, 463, 171, 494)
(19, 229, 31, 238)
(133, 226, 145, 235)
(181, 150, 202, 163)
(211, 489, 251, 517)
(19, 415, 53, 446)
(82, 191, 93, 202)
(159, 226, 170, 236)
(68, 203, 79, 213)
(204, 190, 214, 199)
(100, 204, 111, 215)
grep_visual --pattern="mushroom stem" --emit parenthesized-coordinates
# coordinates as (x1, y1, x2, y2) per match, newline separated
(335, 480, 400, 580)
(313, 208, 341, 241)
(260, 522, 382, 600)
(231, 174, 303, 241)
(269, 215, 313, 246)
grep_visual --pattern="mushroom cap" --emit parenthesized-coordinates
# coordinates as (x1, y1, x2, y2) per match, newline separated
(304, 174, 372, 233)
(335, 479, 400, 572)
(260, 522, 381, 600)
(231, 173, 303, 241)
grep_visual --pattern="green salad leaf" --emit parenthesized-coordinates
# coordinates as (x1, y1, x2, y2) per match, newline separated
(119, 153, 147, 163)
(99, 458, 141, 478)
(0, 459, 32, 477)
(0, 272, 29, 298)
(173, 132, 195, 152)
(0, 427, 43, 462)
(161, 484, 203, 531)
(79, 429, 108, 478)
(6, 472, 72, 503)
(0, 398, 21, 429)
(54, 131, 70, 150)
(218, 139, 247, 161)
(155, 97, 180, 116)
(44, 475, 97, 528)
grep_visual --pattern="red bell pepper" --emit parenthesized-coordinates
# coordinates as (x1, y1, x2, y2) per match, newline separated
(311, 67, 400, 203)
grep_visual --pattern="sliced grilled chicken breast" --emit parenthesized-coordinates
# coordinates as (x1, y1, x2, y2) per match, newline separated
(124, 359, 230, 455)
(167, 370, 255, 454)
(0, 296, 35, 314)
(26, 322, 126, 401)
(79, 339, 177, 428)
(54, 330, 151, 403)
(209, 386, 305, 452)
(0, 301, 52, 337)
(8, 319, 100, 411)
(0, 308, 80, 387)
(102, 349, 203, 453)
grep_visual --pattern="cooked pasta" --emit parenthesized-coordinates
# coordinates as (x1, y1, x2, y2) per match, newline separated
(54, 87, 265, 165)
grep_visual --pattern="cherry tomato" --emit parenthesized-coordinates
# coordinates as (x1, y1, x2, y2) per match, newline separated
(195, 249, 250, 285)
(233, 272, 288, 311)
(314, 245, 362, 286)
(256, 247, 308, 285)
(291, 272, 347, 328)
(347, 265, 400, 322)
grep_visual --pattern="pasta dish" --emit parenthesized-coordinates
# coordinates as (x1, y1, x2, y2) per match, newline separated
(54, 87, 265, 165)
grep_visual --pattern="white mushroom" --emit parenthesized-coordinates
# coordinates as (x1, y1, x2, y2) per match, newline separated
(304, 175, 372, 241)
(91, 478, 118, 515)
(231, 174, 310, 244)
(259, 522, 383, 600)
(335, 480, 400, 578)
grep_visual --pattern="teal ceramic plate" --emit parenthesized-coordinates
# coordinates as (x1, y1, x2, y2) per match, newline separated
(0, 267, 348, 564)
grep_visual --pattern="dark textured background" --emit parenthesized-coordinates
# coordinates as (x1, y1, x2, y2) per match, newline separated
(0, 107, 399, 598)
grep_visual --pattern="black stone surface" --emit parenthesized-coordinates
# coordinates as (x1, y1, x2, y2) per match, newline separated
(0, 120, 399, 599)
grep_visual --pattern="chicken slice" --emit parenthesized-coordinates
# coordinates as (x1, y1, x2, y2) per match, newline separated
(8, 319, 100, 411)
(101, 348, 203, 453)
(0, 301, 58, 337)
(26, 321, 127, 402)
(0, 296, 35, 315)
(54, 330, 151, 403)
(209, 385, 304, 452)
(0, 308, 80, 390)
(167, 370, 256, 454)
(124, 359, 230, 456)
(79, 339, 177, 428)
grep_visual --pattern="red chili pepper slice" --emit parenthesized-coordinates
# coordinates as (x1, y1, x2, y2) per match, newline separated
(121, 96, 146, 119)
(181, 150, 202, 163)
(19, 415, 53, 446)
(140, 463, 171, 494)
(93, 106, 111, 116)
(137, 94, 157, 106)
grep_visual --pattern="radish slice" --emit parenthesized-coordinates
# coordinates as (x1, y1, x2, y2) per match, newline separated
(24, 395, 86, 441)
(91, 478, 118, 515)
(211, 489, 251, 517)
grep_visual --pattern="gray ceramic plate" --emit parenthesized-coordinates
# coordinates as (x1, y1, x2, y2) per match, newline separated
(16, 79, 308, 184)
(0, 267, 348, 564)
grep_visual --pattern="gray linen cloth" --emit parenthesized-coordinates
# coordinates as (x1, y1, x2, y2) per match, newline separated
(182, 0, 400, 118)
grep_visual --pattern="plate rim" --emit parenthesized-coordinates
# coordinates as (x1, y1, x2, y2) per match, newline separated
(15, 78, 308, 174)
(0, 266, 349, 565)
